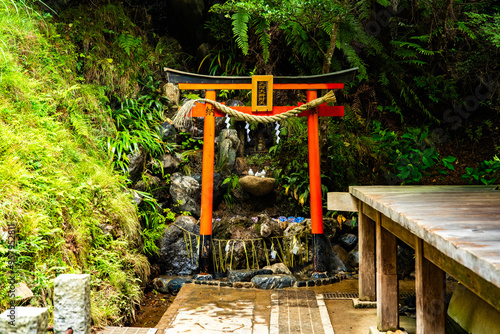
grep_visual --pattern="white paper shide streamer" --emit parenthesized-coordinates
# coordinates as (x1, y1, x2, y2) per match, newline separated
(275, 122, 280, 144)
(225, 114, 230, 133)
(245, 122, 251, 142)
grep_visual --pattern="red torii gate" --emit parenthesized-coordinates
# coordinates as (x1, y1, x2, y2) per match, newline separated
(166, 68, 357, 278)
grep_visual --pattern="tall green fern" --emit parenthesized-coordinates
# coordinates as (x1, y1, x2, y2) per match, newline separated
(232, 10, 250, 55)
(254, 17, 271, 63)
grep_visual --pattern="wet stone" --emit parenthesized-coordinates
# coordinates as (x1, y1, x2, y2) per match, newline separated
(193, 273, 212, 281)
(168, 278, 188, 294)
(251, 275, 296, 289)
(263, 263, 292, 275)
(311, 272, 328, 279)
(339, 233, 358, 251)
(227, 269, 273, 283)
(152, 277, 170, 294)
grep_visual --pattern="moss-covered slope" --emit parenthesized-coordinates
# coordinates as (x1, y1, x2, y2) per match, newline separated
(0, 2, 149, 326)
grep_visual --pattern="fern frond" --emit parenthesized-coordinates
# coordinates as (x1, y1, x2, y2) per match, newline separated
(402, 59, 427, 66)
(410, 35, 431, 42)
(339, 43, 367, 81)
(232, 10, 250, 55)
(394, 48, 418, 59)
(391, 40, 435, 56)
(254, 17, 271, 63)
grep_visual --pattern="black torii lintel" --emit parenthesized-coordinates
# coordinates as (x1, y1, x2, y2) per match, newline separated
(165, 67, 358, 84)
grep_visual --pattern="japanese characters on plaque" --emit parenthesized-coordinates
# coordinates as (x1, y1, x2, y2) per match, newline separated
(251, 75, 273, 112)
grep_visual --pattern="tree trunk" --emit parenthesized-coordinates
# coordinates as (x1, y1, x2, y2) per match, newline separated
(322, 21, 339, 74)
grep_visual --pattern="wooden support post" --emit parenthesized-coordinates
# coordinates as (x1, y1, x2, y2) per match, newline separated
(307, 90, 326, 273)
(359, 201, 376, 301)
(198, 89, 216, 275)
(376, 212, 398, 331)
(415, 238, 445, 333)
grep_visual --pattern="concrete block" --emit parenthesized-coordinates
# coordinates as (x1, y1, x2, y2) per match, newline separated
(353, 298, 377, 309)
(447, 284, 500, 334)
(54, 274, 91, 334)
(14, 282, 33, 303)
(0, 307, 48, 334)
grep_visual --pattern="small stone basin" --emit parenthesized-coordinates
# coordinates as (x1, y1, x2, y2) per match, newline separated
(238, 176, 275, 196)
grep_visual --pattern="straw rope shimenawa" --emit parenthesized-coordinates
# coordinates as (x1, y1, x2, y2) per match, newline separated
(172, 90, 337, 128)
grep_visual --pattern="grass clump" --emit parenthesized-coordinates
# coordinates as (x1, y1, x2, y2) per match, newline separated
(0, 1, 149, 326)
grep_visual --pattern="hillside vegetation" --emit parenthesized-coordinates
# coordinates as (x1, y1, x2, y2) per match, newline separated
(0, 1, 161, 326)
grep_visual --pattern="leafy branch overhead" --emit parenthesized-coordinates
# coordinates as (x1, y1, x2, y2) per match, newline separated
(212, 0, 389, 75)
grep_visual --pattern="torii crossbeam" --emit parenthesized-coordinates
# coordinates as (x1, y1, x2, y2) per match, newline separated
(166, 67, 357, 278)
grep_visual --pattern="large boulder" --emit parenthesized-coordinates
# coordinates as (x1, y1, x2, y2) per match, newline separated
(160, 121, 177, 142)
(127, 150, 146, 182)
(135, 174, 169, 204)
(338, 233, 358, 251)
(152, 277, 170, 294)
(218, 129, 240, 171)
(258, 214, 282, 238)
(159, 153, 183, 173)
(332, 244, 349, 265)
(192, 173, 226, 210)
(346, 244, 359, 270)
(239, 176, 275, 196)
(227, 224, 264, 269)
(170, 173, 200, 217)
(163, 83, 180, 106)
(397, 243, 415, 279)
(158, 216, 200, 275)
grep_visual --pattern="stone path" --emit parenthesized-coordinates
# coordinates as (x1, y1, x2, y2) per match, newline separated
(155, 284, 334, 333)
(275, 290, 333, 334)
(97, 278, 425, 334)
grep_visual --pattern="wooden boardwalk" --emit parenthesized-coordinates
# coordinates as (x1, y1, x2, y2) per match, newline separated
(349, 185, 500, 333)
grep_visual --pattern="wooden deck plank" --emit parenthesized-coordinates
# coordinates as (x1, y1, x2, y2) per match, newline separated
(350, 185, 500, 312)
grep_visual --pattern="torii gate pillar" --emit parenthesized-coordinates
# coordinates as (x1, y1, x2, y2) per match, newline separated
(198, 89, 216, 275)
(307, 90, 327, 274)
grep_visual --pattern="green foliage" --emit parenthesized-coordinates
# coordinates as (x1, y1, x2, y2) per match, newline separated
(463, 155, 500, 185)
(199, 16, 246, 76)
(137, 190, 175, 256)
(0, 1, 148, 326)
(58, 3, 182, 98)
(372, 121, 455, 184)
(232, 10, 251, 56)
(107, 77, 168, 174)
(222, 174, 241, 209)
(212, 0, 385, 75)
(178, 132, 203, 151)
(460, 12, 500, 48)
